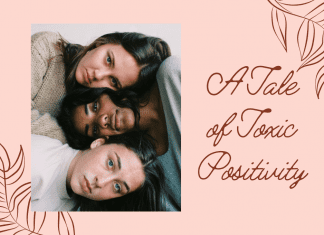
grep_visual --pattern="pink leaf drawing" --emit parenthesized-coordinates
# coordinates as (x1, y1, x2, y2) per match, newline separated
(268, 0, 291, 13)
(268, 0, 324, 98)
(268, 0, 323, 20)
(0, 144, 77, 234)
(8, 182, 30, 215)
(305, 2, 324, 25)
(5, 146, 26, 186)
(297, 18, 324, 66)
(276, 0, 315, 6)
(298, 35, 324, 70)
(26, 199, 47, 234)
(315, 65, 324, 98)
(58, 212, 75, 235)
(297, 19, 316, 60)
(271, 7, 288, 51)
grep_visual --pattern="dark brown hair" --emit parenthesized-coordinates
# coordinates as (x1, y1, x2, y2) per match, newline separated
(57, 87, 141, 150)
(58, 32, 171, 95)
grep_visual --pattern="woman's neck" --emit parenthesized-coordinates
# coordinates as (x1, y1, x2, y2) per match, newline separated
(138, 83, 161, 130)
(138, 82, 168, 156)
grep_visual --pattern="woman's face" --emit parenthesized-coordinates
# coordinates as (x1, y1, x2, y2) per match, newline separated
(70, 142, 145, 201)
(75, 44, 141, 90)
(73, 93, 135, 138)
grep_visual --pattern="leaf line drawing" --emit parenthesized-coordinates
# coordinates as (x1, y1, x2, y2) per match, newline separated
(0, 144, 76, 235)
(271, 7, 288, 52)
(315, 65, 324, 98)
(268, 0, 324, 98)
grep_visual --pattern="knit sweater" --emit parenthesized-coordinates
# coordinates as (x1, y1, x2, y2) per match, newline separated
(31, 31, 67, 143)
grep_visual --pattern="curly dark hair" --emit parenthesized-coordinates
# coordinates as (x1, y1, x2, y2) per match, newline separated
(58, 32, 171, 95)
(57, 87, 142, 150)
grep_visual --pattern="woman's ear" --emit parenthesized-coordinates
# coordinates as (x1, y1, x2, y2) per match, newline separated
(90, 138, 106, 149)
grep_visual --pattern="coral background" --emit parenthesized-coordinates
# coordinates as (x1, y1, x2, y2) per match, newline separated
(0, 0, 323, 234)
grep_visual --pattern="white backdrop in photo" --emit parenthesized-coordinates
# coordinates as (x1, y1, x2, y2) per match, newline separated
(31, 24, 181, 57)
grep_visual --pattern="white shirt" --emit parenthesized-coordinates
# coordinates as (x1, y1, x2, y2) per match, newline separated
(31, 134, 79, 211)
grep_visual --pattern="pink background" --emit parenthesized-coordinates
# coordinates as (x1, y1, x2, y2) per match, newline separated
(0, 0, 323, 234)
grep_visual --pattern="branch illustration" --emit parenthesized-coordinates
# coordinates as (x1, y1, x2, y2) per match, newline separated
(0, 144, 76, 234)
(268, 0, 324, 98)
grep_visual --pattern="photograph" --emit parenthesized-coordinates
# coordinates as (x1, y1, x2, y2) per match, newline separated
(31, 24, 181, 211)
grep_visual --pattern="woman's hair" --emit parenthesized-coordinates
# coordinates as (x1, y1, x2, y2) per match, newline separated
(59, 32, 171, 95)
(73, 132, 166, 211)
(57, 87, 141, 150)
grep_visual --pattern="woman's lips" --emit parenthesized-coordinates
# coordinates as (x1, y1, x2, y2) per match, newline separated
(84, 69, 90, 85)
(111, 111, 117, 131)
(83, 176, 92, 194)
(115, 109, 120, 131)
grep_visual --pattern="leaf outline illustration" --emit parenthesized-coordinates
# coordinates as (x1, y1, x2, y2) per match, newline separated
(271, 7, 288, 51)
(268, 0, 324, 98)
(58, 212, 75, 235)
(297, 19, 316, 60)
(297, 34, 324, 70)
(6, 146, 26, 186)
(0, 144, 77, 234)
(304, 2, 324, 24)
(26, 199, 47, 234)
(315, 65, 324, 98)
(279, 0, 314, 7)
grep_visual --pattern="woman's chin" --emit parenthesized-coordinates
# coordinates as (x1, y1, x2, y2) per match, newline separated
(75, 69, 86, 87)
(117, 111, 135, 132)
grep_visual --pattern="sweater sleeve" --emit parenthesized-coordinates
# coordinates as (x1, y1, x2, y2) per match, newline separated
(31, 31, 62, 102)
(31, 109, 67, 144)
(31, 31, 67, 144)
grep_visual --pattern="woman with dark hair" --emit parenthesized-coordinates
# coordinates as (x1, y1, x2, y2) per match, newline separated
(57, 85, 169, 156)
(57, 56, 181, 211)
(31, 30, 181, 211)
(62, 32, 171, 95)
(57, 87, 140, 150)
(32, 31, 170, 142)
(32, 132, 165, 211)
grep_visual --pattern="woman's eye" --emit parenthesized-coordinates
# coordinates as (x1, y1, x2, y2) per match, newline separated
(111, 78, 118, 88)
(93, 101, 98, 112)
(93, 125, 98, 136)
(108, 159, 114, 167)
(106, 56, 111, 64)
(114, 183, 121, 193)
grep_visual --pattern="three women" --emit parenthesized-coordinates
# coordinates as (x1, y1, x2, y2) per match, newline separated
(31, 29, 181, 211)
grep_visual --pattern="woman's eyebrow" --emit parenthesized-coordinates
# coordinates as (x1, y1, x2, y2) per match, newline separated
(109, 50, 122, 89)
(123, 181, 130, 194)
(113, 75, 122, 89)
(110, 50, 115, 68)
(115, 152, 130, 194)
(116, 152, 122, 170)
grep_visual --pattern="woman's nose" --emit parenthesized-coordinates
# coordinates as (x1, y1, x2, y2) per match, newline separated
(97, 114, 109, 128)
(94, 68, 110, 81)
(95, 173, 115, 188)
